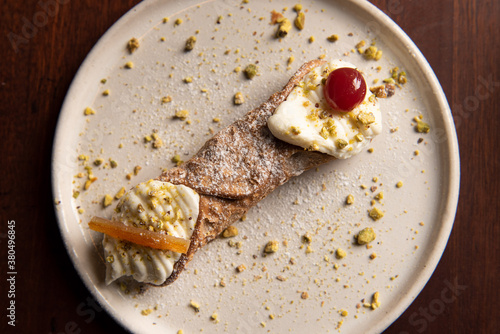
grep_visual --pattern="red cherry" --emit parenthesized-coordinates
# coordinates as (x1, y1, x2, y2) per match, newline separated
(324, 67, 367, 112)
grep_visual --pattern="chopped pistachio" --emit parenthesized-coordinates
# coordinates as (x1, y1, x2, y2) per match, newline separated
(294, 12, 305, 30)
(335, 139, 348, 149)
(183, 76, 193, 83)
(174, 18, 183, 26)
(162, 17, 169, 23)
(234, 92, 245, 105)
(161, 96, 172, 104)
(288, 55, 295, 65)
(357, 227, 376, 245)
(415, 119, 430, 133)
(308, 36, 315, 43)
(364, 46, 378, 60)
(355, 40, 366, 49)
(127, 37, 139, 53)
(340, 310, 348, 317)
(264, 240, 279, 253)
(189, 300, 200, 312)
(124, 61, 133, 69)
(94, 158, 103, 166)
(185, 36, 196, 51)
(276, 18, 292, 38)
(369, 207, 384, 221)
(222, 225, 238, 238)
(335, 248, 347, 259)
(355, 134, 364, 142)
(302, 232, 312, 243)
(293, 4, 302, 12)
(72, 190, 80, 199)
(357, 112, 376, 125)
(374, 50, 383, 61)
(171, 154, 183, 165)
(327, 34, 339, 42)
(371, 291, 381, 310)
(375, 192, 384, 200)
(396, 181, 403, 188)
(290, 126, 301, 135)
(84, 107, 95, 116)
(236, 264, 246, 272)
(174, 109, 189, 120)
(346, 194, 354, 205)
(244, 64, 258, 79)
(115, 187, 126, 199)
(133, 165, 142, 175)
(103, 194, 113, 207)
(102, 89, 110, 96)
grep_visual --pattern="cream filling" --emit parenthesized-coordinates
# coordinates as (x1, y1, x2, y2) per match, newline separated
(102, 179, 200, 285)
(268, 59, 382, 159)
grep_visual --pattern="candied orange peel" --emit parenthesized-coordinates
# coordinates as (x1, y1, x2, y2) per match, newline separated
(88, 216, 190, 253)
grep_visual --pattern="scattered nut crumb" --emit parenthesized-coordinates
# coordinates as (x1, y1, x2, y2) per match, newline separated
(264, 240, 279, 253)
(222, 226, 238, 238)
(127, 37, 139, 53)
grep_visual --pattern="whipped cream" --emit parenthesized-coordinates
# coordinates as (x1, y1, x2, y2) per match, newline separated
(267, 59, 382, 159)
(102, 179, 200, 285)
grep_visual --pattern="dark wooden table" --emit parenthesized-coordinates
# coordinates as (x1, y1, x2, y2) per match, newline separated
(1, 0, 498, 333)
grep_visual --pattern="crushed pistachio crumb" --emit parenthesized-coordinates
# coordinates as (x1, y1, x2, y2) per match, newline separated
(369, 207, 384, 221)
(301, 291, 309, 299)
(133, 165, 142, 175)
(293, 4, 302, 12)
(336, 248, 346, 259)
(375, 192, 384, 200)
(103, 194, 113, 207)
(371, 291, 381, 310)
(183, 76, 193, 83)
(141, 309, 153, 316)
(161, 96, 172, 104)
(244, 64, 258, 79)
(236, 264, 246, 272)
(302, 232, 312, 243)
(308, 36, 315, 43)
(370, 252, 377, 259)
(115, 187, 126, 199)
(327, 34, 339, 42)
(396, 181, 403, 188)
(171, 154, 183, 166)
(264, 240, 279, 253)
(234, 92, 245, 105)
(294, 11, 305, 30)
(335, 139, 348, 149)
(174, 18, 183, 26)
(415, 119, 430, 133)
(357, 227, 376, 245)
(102, 89, 110, 96)
(222, 226, 238, 238)
(189, 300, 200, 312)
(174, 109, 189, 120)
(185, 36, 196, 51)
(84, 107, 95, 116)
(94, 158, 103, 166)
(127, 37, 139, 53)
(346, 194, 354, 205)
(276, 18, 292, 38)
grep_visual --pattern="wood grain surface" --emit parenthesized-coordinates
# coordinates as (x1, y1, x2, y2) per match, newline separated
(1, 0, 498, 333)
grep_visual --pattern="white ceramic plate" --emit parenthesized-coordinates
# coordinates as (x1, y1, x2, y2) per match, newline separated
(52, 0, 460, 333)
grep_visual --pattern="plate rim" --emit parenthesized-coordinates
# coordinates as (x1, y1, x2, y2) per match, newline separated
(51, 0, 460, 333)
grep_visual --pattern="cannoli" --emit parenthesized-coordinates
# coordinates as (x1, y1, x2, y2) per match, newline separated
(92, 58, 382, 286)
